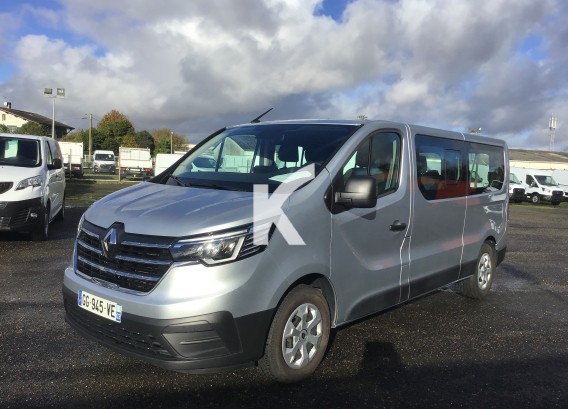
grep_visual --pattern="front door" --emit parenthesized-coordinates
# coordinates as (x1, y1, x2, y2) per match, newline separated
(331, 130, 411, 324)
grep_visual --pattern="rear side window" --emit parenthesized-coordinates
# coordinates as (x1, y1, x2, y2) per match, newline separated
(415, 135, 467, 200)
(415, 134, 505, 200)
(467, 143, 505, 194)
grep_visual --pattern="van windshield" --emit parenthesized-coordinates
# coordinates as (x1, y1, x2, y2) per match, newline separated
(164, 123, 359, 192)
(509, 173, 520, 184)
(535, 175, 558, 186)
(0, 136, 41, 167)
(95, 154, 114, 161)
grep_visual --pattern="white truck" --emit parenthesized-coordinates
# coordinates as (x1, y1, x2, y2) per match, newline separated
(93, 150, 116, 174)
(154, 153, 184, 176)
(510, 167, 566, 205)
(58, 141, 84, 178)
(508, 172, 525, 203)
(119, 147, 153, 179)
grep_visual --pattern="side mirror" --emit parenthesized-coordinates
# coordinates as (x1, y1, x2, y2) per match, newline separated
(48, 158, 63, 170)
(335, 175, 377, 209)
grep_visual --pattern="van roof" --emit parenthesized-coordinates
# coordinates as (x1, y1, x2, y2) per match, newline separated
(0, 133, 52, 141)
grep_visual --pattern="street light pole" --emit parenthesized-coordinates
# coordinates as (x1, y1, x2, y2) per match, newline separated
(43, 87, 65, 138)
(170, 131, 173, 154)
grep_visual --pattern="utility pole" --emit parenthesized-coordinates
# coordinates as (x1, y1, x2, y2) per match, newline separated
(88, 114, 93, 160)
(170, 131, 173, 154)
(549, 114, 557, 152)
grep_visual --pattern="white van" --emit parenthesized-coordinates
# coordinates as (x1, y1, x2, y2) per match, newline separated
(63, 120, 508, 382)
(0, 133, 65, 240)
(508, 172, 525, 203)
(511, 168, 565, 205)
(93, 150, 116, 174)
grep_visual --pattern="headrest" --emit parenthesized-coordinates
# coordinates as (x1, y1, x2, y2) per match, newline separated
(305, 144, 334, 163)
(278, 142, 299, 162)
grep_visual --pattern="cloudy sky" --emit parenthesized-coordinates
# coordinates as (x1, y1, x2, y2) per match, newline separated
(1, 0, 567, 150)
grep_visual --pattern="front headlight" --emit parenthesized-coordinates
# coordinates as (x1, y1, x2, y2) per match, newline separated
(170, 223, 272, 265)
(15, 175, 42, 190)
(77, 213, 86, 238)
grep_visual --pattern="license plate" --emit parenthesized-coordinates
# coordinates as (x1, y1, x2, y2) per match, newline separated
(78, 290, 122, 323)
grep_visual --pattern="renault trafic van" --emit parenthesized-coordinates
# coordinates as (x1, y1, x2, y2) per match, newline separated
(0, 133, 65, 240)
(63, 120, 508, 382)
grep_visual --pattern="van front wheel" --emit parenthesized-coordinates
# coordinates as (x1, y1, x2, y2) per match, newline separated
(460, 242, 495, 299)
(31, 203, 50, 241)
(259, 285, 330, 383)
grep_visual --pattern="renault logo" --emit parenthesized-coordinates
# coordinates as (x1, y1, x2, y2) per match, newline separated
(102, 227, 118, 260)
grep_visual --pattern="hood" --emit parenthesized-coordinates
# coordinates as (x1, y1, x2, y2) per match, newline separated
(85, 182, 260, 237)
(0, 165, 42, 183)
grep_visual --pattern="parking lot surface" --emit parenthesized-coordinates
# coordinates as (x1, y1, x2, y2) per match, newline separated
(1, 205, 567, 409)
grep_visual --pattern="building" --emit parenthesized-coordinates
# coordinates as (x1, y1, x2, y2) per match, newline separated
(0, 102, 74, 138)
(510, 149, 568, 185)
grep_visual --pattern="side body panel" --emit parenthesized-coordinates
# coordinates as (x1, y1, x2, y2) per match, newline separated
(329, 124, 412, 324)
(407, 128, 467, 297)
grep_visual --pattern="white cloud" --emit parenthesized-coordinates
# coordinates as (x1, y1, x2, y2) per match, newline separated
(1, 0, 567, 150)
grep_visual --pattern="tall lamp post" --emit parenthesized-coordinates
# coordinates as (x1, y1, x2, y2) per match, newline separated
(43, 87, 65, 138)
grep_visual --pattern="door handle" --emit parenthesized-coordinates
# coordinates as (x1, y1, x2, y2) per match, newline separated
(389, 220, 407, 231)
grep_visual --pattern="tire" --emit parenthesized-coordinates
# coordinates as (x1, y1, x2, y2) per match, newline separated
(259, 285, 331, 383)
(531, 194, 540, 204)
(460, 242, 495, 299)
(31, 203, 50, 241)
(56, 196, 65, 221)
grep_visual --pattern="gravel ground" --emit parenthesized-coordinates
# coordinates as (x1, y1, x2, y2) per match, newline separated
(0, 204, 567, 409)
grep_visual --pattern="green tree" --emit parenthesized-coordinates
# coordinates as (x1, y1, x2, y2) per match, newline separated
(96, 109, 135, 153)
(0, 124, 8, 133)
(135, 130, 155, 153)
(152, 128, 187, 154)
(61, 130, 88, 144)
(120, 133, 138, 148)
(18, 122, 51, 136)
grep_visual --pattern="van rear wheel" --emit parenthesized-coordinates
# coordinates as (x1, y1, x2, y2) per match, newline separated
(531, 194, 540, 204)
(460, 242, 495, 299)
(259, 285, 330, 383)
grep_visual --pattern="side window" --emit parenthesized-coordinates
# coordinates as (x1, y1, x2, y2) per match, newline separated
(468, 143, 505, 194)
(51, 140, 63, 161)
(339, 132, 401, 196)
(45, 140, 54, 166)
(526, 175, 534, 186)
(416, 135, 467, 200)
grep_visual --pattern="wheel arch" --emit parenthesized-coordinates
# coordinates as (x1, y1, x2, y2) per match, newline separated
(272, 274, 337, 328)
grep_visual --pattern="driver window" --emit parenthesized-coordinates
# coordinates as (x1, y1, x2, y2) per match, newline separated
(340, 132, 401, 196)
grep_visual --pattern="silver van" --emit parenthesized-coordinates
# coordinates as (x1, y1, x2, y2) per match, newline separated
(0, 133, 65, 240)
(63, 120, 508, 382)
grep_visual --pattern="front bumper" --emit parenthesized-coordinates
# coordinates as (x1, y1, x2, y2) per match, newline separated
(0, 197, 42, 232)
(62, 286, 273, 373)
(509, 188, 525, 202)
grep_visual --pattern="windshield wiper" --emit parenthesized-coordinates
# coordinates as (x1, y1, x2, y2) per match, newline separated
(168, 174, 245, 191)
(186, 181, 246, 191)
(168, 174, 189, 187)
